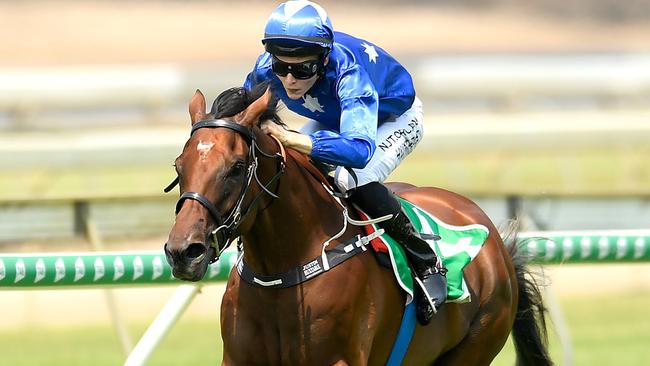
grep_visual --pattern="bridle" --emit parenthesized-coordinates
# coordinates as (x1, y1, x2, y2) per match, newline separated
(164, 119, 286, 261)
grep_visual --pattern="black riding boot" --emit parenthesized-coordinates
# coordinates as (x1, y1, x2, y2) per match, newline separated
(382, 209, 448, 324)
(351, 182, 448, 325)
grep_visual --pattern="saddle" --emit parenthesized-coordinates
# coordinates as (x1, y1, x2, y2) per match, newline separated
(288, 148, 491, 305)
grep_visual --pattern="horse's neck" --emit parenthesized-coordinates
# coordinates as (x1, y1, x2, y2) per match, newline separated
(241, 153, 357, 275)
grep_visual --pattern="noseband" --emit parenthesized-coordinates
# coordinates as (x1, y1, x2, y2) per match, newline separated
(164, 119, 286, 261)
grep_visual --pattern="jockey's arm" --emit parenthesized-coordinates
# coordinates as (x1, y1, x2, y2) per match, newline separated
(254, 61, 379, 169)
(261, 122, 313, 155)
(261, 120, 374, 169)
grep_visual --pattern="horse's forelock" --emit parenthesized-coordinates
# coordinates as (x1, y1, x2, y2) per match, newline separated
(210, 83, 284, 127)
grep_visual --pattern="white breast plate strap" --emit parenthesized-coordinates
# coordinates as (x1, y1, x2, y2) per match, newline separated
(253, 277, 283, 287)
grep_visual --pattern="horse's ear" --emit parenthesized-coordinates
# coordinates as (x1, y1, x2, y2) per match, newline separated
(237, 87, 272, 128)
(189, 90, 207, 125)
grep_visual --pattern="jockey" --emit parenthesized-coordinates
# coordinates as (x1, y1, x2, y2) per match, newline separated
(244, 0, 446, 325)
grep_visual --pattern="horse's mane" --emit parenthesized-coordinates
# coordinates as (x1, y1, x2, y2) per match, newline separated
(210, 83, 332, 189)
(210, 82, 285, 127)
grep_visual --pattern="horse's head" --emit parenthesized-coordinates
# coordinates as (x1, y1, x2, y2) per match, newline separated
(164, 85, 280, 281)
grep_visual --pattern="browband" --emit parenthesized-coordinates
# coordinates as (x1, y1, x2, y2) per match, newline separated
(191, 119, 254, 142)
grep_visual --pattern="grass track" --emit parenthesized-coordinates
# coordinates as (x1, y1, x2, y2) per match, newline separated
(2, 147, 649, 201)
(1, 291, 648, 365)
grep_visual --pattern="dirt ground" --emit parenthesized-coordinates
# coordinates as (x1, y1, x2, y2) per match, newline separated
(2, 1, 650, 67)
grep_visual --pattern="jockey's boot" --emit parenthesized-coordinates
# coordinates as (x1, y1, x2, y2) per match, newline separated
(381, 209, 448, 325)
(350, 182, 447, 325)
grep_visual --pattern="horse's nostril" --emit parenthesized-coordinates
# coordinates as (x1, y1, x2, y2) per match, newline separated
(185, 243, 207, 260)
(164, 243, 174, 264)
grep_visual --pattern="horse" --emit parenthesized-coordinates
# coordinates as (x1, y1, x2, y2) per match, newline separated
(163, 85, 553, 366)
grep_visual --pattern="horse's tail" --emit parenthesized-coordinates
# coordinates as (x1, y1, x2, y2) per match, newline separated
(508, 237, 554, 366)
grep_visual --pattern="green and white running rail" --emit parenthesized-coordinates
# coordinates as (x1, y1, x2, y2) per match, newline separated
(1, 230, 649, 288)
(0, 250, 238, 288)
(518, 229, 650, 264)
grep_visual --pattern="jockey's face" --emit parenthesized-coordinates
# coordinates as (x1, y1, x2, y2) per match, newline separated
(274, 54, 327, 100)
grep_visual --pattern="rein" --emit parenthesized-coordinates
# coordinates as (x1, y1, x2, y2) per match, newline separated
(166, 118, 392, 288)
(164, 119, 286, 261)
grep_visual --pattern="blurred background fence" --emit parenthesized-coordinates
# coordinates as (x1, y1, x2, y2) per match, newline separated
(2, 53, 650, 128)
(1, 54, 648, 242)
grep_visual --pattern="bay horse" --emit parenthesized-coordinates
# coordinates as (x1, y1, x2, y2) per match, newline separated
(163, 85, 553, 365)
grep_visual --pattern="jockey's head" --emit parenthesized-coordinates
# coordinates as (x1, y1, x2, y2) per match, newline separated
(262, 1, 333, 99)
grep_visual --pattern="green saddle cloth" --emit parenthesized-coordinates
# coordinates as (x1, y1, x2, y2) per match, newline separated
(371, 198, 490, 305)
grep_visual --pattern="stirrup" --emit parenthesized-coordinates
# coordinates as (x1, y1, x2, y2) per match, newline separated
(413, 278, 436, 325)
(413, 265, 448, 318)
(414, 276, 438, 315)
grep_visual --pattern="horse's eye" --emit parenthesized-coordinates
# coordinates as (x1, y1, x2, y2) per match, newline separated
(173, 159, 183, 174)
(228, 161, 246, 178)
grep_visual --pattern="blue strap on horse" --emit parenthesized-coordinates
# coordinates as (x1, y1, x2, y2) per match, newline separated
(386, 300, 417, 366)
(236, 227, 417, 365)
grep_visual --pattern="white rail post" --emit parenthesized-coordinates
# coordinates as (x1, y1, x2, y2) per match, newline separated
(544, 283, 574, 366)
(123, 284, 202, 366)
(82, 205, 134, 356)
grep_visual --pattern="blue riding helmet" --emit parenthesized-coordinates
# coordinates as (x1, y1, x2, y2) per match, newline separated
(262, 1, 334, 57)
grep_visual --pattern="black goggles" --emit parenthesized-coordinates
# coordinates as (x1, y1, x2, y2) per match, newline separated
(271, 56, 322, 80)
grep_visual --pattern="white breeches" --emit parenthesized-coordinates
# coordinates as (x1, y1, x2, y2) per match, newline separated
(300, 97, 424, 192)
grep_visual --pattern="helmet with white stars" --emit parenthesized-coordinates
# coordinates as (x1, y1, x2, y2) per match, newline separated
(262, 1, 334, 58)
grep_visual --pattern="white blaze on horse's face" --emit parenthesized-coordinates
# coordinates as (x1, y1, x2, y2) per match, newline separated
(196, 140, 214, 161)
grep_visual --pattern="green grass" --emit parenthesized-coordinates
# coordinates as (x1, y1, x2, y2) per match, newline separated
(1, 292, 648, 365)
(492, 290, 650, 366)
(394, 147, 650, 196)
(0, 320, 223, 366)
(2, 147, 649, 201)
